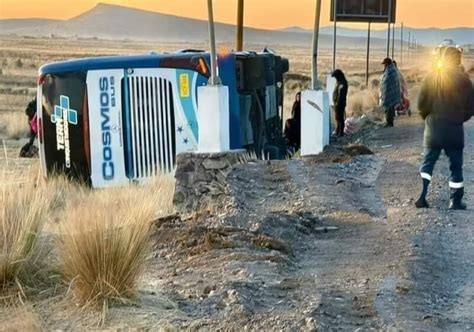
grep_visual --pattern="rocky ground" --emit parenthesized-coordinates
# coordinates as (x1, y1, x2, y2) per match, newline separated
(91, 114, 472, 330)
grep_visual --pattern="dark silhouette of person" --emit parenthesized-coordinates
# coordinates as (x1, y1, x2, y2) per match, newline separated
(20, 97, 38, 157)
(415, 46, 474, 210)
(380, 58, 401, 127)
(332, 69, 348, 137)
(284, 92, 301, 151)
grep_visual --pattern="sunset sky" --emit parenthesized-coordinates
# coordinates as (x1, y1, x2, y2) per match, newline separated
(0, 0, 473, 29)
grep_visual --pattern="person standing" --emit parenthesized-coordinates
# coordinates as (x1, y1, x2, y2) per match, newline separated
(415, 45, 474, 210)
(284, 92, 301, 151)
(19, 97, 38, 157)
(331, 69, 348, 137)
(380, 58, 400, 127)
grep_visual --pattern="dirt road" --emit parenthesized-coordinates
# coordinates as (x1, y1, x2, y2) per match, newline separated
(99, 113, 470, 330)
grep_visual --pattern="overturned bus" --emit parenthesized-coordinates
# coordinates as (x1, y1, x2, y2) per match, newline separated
(37, 50, 289, 187)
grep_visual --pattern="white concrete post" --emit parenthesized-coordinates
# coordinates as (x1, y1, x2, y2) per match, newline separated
(197, 86, 230, 153)
(326, 75, 337, 107)
(197, 0, 230, 153)
(301, 90, 330, 156)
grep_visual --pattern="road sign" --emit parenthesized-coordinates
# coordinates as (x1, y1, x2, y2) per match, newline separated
(330, 0, 396, 23)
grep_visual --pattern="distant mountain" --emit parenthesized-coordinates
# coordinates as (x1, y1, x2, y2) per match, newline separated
(286, 25, 474, 46)
(0, 3, 386, 48)
(0, 18, 60, 32)
(2, 3, 471, 47)
(280, 26, 310, 34)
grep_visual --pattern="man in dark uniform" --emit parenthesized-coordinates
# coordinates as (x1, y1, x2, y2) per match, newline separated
(415, 44, 474, 210)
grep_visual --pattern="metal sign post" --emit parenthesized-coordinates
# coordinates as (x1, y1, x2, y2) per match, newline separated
(366, 22, 371, 87)
(400, 22, 403, 67)
(311, 0, 322, 89)
(332, 0, 337, 72)
(207, 0, 219, 86)
(236, 0, 244, 51)
(392, 22, 395, 59)
(408, 30, 411, 64)
(387, 0, 392, 58)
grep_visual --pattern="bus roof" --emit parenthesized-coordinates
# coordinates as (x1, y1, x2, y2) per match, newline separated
(38, 51, 210, 75)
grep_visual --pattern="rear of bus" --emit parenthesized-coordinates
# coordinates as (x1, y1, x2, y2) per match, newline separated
(37, 54, 209, 187)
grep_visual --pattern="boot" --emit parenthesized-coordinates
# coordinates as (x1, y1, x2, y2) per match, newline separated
(449, 188, 467, 210)
(415, 178, 430, 208)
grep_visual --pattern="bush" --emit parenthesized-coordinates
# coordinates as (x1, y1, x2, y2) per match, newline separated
(1, 185, 48, 291)
(348, 94, 365, 117)
(15, 58, 23, 68)
(4, 112, 30, 140)
(1, 309, 43, 331)
(57, 176, 174, 308)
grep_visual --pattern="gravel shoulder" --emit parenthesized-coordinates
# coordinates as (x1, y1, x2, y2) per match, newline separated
(106, 114, 473, 330)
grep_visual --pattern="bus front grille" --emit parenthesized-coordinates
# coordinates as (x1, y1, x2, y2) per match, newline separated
(125, 76, 176, 179)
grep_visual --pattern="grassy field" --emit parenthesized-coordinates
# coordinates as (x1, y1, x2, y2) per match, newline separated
(1, 34, 472, 329)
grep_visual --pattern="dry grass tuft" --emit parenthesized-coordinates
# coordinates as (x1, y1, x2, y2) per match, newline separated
(252, 234, 290, 254)
(57, 176, 174, 308)
(1, 308, 43, 331)
(1, 183, 48, 292)
(347, 86, 380, 117)
(1, 112, 30, 140)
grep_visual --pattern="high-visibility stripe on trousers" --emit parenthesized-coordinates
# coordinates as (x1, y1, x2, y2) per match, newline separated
(420, 147, 463, 186)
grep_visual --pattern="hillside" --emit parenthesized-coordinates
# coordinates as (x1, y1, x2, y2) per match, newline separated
(0, 18, 60, 32)
(0, 3, 383, 48)
(2, 3, 471, 47)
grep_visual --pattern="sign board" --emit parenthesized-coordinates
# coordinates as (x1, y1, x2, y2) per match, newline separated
(330, 0, 396, 23)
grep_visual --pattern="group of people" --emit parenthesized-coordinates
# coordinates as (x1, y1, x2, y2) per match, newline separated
(284, 41, 473, 210)
(284, 55, 410, 149)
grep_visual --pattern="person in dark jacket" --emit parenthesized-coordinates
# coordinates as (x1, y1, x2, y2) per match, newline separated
(380, 58, 401, 127)
(415, 46, 474, 210)
(332, 69, 348, 137)
(284, 92, 301, 150)
(19, 97, 39, 158)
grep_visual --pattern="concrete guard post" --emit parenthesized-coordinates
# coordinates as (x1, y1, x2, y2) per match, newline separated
(326, 75, 337, 107)
(197, 85, 230, 153)
(301, 90, 330, 156)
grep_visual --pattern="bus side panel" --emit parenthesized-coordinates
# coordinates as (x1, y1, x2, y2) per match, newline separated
(87, 70, 128, 188)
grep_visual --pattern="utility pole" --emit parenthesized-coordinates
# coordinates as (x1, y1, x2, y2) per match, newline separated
(400, 22, 403, 67)
(301, 0, 330, 157)
(415, 38, 418, 64)
(311, 0, 322, 89)
(391, 23, 395, 59)
(207, 0, 219, 85)
(408, 30, 411, 64)
(386, 0, 392, 58)
(236, 0, 244, 51)
(366, 22, 371, 87)
(198, 0, 229, 154)
(332, 0, 337, 71)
